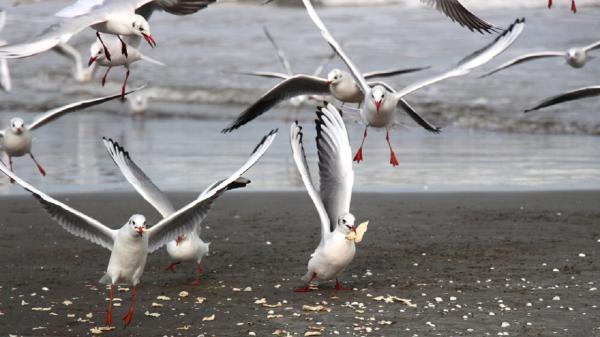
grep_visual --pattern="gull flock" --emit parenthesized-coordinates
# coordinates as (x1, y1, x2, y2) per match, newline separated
(0, 0, 592, 330)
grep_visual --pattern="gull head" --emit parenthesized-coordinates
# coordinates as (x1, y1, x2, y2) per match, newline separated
(132, 15, 156, 48)
(88, 42, 104, 66)
(326, 69, 343, 85)
(371, 85, 387, 112)
(9, 118, 25, 134)
(128, 214, 147, 237)
(337, 213, 356, 235)
(566, 48, 586, 68)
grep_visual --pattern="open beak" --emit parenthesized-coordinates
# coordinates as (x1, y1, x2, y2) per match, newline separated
(346, 224, 356, 233)
(136, 227, 145, 236)
(142, 33, 156, 48)
(325, 80, 332, 85)
(375, 100, 381, 111)
(88, 56, 97, 67)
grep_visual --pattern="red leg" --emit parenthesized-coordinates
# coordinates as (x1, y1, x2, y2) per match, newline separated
(294, 272, 317, 293)
(175, 235, 186, 246)
(190, 263, 203, 286)
(335, 278, 351, 291)
(353, 127, 368, 163)
(122, 286, 137, 327)
(547, 0, 552, 8)
(121, 68, 130, 100)
(96, 32, 111, 61)
(571, 0, 576, 12)
(101, 66, 111, 87)
(8, 157, 14, 184)
(165, 261, 180, 273)
(103, 284, 115, 327)
(29, 153, 46, 176)
(386, 129, 399, 167)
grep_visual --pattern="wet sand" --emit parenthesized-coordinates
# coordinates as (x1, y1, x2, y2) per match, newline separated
(0, 191, 599, 337)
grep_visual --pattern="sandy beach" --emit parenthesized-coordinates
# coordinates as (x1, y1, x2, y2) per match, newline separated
(0, 191, 598, 337)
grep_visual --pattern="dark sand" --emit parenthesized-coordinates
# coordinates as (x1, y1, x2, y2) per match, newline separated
(1, 191, 599, 337)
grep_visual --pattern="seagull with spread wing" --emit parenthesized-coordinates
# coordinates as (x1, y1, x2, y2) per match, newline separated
(299, 0, 524, 166)
(290, 102, 367, 292)
(102, 135, 252, 285)
(0, 129, 276, 328)
(482, 40, 600, 77)
(0, 87, 142, 180)
(233, 26, 428, 112)
(525, 86, 600, 112)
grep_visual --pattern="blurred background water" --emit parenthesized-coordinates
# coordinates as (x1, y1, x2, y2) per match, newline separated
(0, 0, 599, 194)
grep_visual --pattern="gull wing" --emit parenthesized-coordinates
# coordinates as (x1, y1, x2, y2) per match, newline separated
(480, 51, 564, 78)
(316, 103, 354, 232)
(0, 15, 107, 59)
(146, 130, 277, 252)
(0, 58, 10, 92)
(312, 50, 336, 77)
(231, 71, 291, 80)
(263, 26, 294, 76)
(302, 0, 370, 94)
(525, 86, 600, 112)
(0, 161, 116, 250)
(290, 121, 331, 242)
(102, 138, 176, 218)
(583, 40, 600, 52)
(393, 17, 525, 99)
(222, 75, 330, 132)
(28, 86, 145, 131)
(421, 0, 500, 34)
(363, 66, 430, 79)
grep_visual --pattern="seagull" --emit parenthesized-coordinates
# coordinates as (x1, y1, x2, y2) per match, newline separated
(290, 102, 367, 292)
(0, 9, 11, 92)
(0, 87, 142, 180)
(301, 0, 525, 166)
(525, 85, 600, 112)
(103, 137, 214, 285)
(482, 40, 600, 77)
(88, 35, 164, 98)
(0, 129, 276, 328)
(53, 42, 99, 83)
(548, 0, 577, 13)
(234, 26, 429, 111)
(0, 0, 162, 61)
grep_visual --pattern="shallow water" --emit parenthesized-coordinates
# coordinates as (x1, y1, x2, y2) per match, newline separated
(0, 1, 599, 194)
(0, 112, 598, 194)
(2, 2, 600, 134)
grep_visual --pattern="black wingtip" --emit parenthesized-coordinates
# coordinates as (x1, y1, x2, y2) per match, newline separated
(251, 129, 278, 154)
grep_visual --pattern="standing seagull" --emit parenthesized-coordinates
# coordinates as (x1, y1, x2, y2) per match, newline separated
(0, 9, 11, 92)
(548, 0, 577, 13)
(0, 0, 161, 60)
(0, 87, 142, 180)
(482, 40, 600, 77)
(525, 86, 600, 112)
(0, 130, 276, 327)
(291, 102, 367, 292)
(301, 0, 524, 166)
(88, 35, 164, 98)
(102, 137, 214, 285)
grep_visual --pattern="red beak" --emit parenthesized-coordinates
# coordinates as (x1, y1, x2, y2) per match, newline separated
(375, 100, 381, 111)
(136, 227, 144, 236)
(88, 56, 97, 67)
(346, 225, 356, 233)
(142, 33, 156, 48)
(325, 80, 332, 85)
